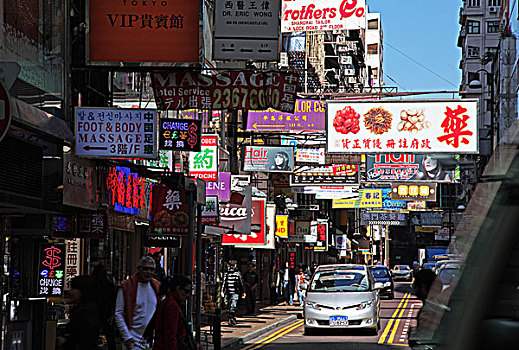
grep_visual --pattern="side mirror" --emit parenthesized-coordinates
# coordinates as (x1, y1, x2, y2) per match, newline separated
(374, 282, 383, 290)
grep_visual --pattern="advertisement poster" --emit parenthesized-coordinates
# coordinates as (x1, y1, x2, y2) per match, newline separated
(305, 220, 328, 251)
(332, 189, 383, 208)
(326, 100, 478, 154)
(360, 211, 409, 226)
(88, 0, 199, 64)
(201, 196, 219, 225)
(282, 0, 366, 32)
(243, 146, 294, 173)
(75, 107, 157, 158)
(296, 148, 325, 164)
(366, 154, 459, 183)
(106, 166, 149, 215)
(189, 135, 219, 181)
(275, 215, 289, 238)
(247, 99, 326, 131)
(150, 184, 190, 235)
(391, 183, 437, 201)
(291, 164, 359, 186)
(205, 186, 252, 235)
(38, 243, 66, 297)
(152, 71, 299, 112)
(158, 118, 202, 152)
(206, 172, 231, 201)
(222, 199, 266, 246)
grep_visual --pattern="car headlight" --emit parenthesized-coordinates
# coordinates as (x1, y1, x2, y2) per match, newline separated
(306, 301, 321, 310)
(384, 282, 392, 287)
(356, 300, 374, 310)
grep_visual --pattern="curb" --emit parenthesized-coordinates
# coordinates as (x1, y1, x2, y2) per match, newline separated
(222, 314, 299, 350)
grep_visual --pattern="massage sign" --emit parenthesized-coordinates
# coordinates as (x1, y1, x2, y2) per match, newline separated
(38, 243, 66, 297)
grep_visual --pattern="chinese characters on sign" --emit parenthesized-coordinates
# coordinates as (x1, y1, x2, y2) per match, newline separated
(75, 108, 157, 158)
(275, 215, 288, 238)
(332, 189, 383, 208)
(391, 183, 437, 201)
(151, 184, 190, 235)
(159, 118, 202, 151)
(65, 239, 81, 290)
(291, 164, 360, 186)
(189, 135, 219, 181)
(38, 244, 66, 297)
(201, 196, 219, 225)
(106, 166, 149, 215)
(326, 100, 478, 154)
(305, 221, 328, 251)
(152, 71, 299, 112)
(77, 211, 108, 238)
(52, 216, 75, 238)
(360, 211, 409, 226)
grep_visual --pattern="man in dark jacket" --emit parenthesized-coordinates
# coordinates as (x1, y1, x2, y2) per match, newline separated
(243, 263, 259, 315)
(221, 259, 245, 326)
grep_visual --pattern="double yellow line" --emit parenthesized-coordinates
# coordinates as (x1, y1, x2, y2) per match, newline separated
(242, 319, 304, 350)
(378, 292, 411, 345)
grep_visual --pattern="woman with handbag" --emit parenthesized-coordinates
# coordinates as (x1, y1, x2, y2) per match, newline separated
(153, 275, 196, 350)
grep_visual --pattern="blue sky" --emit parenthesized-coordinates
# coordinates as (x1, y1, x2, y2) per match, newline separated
(367, 0, 464, 96)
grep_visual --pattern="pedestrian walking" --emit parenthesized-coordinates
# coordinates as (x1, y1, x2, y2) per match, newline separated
(295, 267, 308, 306)
(221, 259, 245, 326)
(243, 263, 259, 315)
(58, 275, 100, 350)
(268, 263, 279, 305)
(310, 261, 318, 276)
(115, 256, 161, 349)
(152, 251, 166, 282)
(282, 262, 295, 305)
(91, 264, 116, 350)
(153, 275, 196, 350)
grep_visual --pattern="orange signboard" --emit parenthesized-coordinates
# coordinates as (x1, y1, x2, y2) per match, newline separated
(88, 0, 199, 63)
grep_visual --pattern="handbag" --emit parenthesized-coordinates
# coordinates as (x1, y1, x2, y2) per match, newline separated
(177, 313, 196, 350)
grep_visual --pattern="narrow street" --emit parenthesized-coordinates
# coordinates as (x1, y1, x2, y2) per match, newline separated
(242, 282, 420, 349)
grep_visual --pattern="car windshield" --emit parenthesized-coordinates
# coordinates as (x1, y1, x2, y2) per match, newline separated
(396, 265, 410, 270)
(370, 267, 390, 278)
(310, 270, 369, 292)
(438, 267, 460, 285)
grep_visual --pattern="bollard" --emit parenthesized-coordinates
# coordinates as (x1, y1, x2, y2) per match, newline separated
(213, 307, 222, 350)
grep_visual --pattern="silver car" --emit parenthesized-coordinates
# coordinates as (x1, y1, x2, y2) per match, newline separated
(303, 264, 381, 335)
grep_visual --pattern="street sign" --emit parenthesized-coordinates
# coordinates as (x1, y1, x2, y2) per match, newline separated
(0, 80, 12, 143)
(213, 0, 280, 61)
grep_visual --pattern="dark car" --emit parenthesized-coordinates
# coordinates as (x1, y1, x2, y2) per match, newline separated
(369, 265, 394, 299)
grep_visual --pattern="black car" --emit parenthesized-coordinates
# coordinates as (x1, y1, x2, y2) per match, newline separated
(369, 265, 394, 299)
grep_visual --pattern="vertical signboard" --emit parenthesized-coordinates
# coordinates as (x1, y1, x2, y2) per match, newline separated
(63, 153, 97, 210)
(201, 195, 219, 225)
(150, 184, 190, 235)
(38, 243, 66, 297)
(65, 239, 81, 290)
(189, 135, 218, 181)
(275, 215, 289, 238)
(305, 220, 328, 251)
(106, 166, 150, 215)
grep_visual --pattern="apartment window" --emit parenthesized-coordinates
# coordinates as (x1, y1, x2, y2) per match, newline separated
(467, 20, 480, 34)
(488, 0, 501, 6)
(468, 0, 480, 6)
(367, 43, 378, 54)
(467, 46, 480, 57)
(368, 19, 378, 29)
(487, 21, 500, 33)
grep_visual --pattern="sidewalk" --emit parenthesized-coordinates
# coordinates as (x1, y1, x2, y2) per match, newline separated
(201, 302, 303, 350)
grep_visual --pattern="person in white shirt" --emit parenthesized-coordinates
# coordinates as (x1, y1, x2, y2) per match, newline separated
(115, 256, 161, 349)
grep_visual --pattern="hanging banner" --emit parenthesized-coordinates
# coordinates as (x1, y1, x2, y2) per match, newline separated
(222, 199, 267, 246)
(189, 135, 218, 181)
(391, 183, 437, 201)
(64, 239, 81, 291)
(158, 118, 202, 152)
(326, 100, 479, 154)
(291, 164, 359, 186)
(150, 184, 190, 235)
(247, 99, 326, 131)
(275, 215, 289, 238)
(37, 243, 66, 297)
(87, 0, 199, 64)
(332, 189, 383, 208)
(242, 146, 295, 172)
(281, 0, 367, 33)
(152, 71, 299, 112)
(206, 172, 231, 201)
(75, 107, 157, 158)
(366, 154, 459, 183)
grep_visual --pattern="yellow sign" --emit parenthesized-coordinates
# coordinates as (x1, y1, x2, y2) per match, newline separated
(275, 215, 288, 238)
(332, 189, 383, 208)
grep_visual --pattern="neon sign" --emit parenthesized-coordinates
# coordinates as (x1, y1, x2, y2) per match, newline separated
(106, 166, 150, 215)
(38, 244, 66, 297)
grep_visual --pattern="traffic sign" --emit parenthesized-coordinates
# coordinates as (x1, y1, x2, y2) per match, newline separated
(0, 80, 12, 143)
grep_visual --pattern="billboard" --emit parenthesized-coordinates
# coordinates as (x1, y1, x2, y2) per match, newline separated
(326, 100, 478, 154)
(75, 107, 157, 158)
(222, 199, 267, 246)
(360, 211, 409, 226)
(87, 0, 199, 64)
(247, 99, 326, 131)
(291, 164, 360, 186)
(281, 0, 366, 32)
(332, 189, 383, 208)
(38, 243, 66, 297)
(205, 186, 252, 235)
(150, 185, 190, 235)
(296, 148, 325, 164)
(158, 118, 202, 152)
(152, 71, 299, 113)
(189, 135, 218, 181)
(366, 154, 459, 183)
(391, 183, 437, 201)
(242, 146, 294, 172)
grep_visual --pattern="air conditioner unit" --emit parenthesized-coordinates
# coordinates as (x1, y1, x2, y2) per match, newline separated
(344, 69, 355, 76)
(489, 6, 497, 12)
(340, 56, 352, 65)
(279, 52, 289, 68)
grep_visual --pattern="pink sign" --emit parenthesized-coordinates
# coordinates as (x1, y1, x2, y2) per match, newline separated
(206, 172, 231, 201)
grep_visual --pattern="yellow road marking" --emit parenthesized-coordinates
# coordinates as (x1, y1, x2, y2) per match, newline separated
(388, 293, 411, 344)
(387, 343, 410, 347)
(242, 320, 304, 350)
(378, 293, 409, 344)
(254, 320, 304, 348)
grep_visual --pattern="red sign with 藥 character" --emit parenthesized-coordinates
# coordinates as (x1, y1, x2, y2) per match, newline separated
(150, 184, 190, 235)
(152, 71, 299, 113)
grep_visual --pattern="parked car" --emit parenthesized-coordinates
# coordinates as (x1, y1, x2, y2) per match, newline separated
(369, 265, 394, 299)
(303, 264, 381, 335)
(421, 262, 437, 271)
(433, 259, 461, 273)
(392, 264, 413, 281)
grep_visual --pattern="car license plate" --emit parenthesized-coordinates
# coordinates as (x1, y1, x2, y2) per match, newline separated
(329, 316, 348, 326)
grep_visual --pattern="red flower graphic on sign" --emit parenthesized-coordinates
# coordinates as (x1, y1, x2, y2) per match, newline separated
(437, 105, 473, 148)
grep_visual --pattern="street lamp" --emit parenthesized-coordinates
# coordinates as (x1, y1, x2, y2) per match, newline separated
(468, 68, 495, 152)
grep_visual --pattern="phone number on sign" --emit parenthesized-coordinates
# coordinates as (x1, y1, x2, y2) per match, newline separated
(368, 220, 403, 226)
